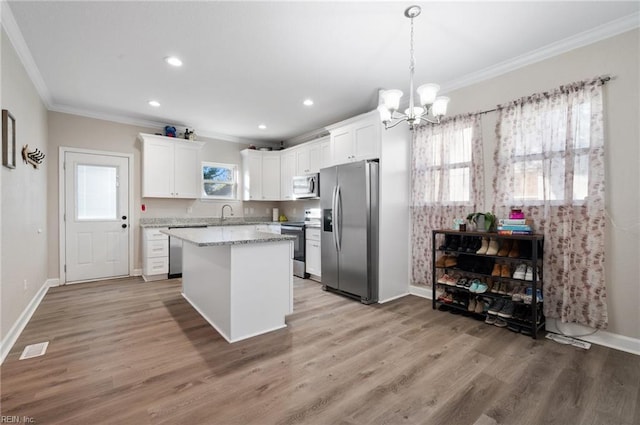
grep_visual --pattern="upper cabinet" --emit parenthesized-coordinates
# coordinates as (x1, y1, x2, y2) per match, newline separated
(328, 112, 380, 165)
(140, 133, 204, 198)
(241, 150, 281, 201)
(280, 149, 297, 201)
(295, 140, 322, 176)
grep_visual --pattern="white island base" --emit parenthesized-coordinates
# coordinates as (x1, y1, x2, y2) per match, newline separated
(181, 240, 293, 343)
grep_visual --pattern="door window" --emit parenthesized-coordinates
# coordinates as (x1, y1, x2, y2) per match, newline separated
(76, 164, 118, 220)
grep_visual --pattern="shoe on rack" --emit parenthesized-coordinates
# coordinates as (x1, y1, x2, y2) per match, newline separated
(507, 323, 521, 333)
(488, 298, 505, 315)
(439, 235, 451, 250)
(456, 277, 467, 288)
(458, 237, 469, 252)
(497, 239, 512, 256)
(486, 238, 499, 255)
(512, 264, 527, 280)
(491, 263, 502, 277)
(476, 237, 489, 255)
(474, 297, 486, 314)
(437, 273, 452, 284)
(494, 318, 508, 328)
(445, 274, 459, 286)
(512, 286, 526, 302)
(475, 280, 489, 294)
(524, 265, 533, 281)
(508, 240, 520, 258)
(442, 291, 454, 303)
(497, 300, 515, 318)
(467, 237, 481, 253)
(490, 280, 500, 293)
(444, 256, 458, 268)
(498, 282, 509, 295)
(436, 288, 446, 301)
(447, 235, 461, 251)
(485, 315, 497, 325)
(468, 278, 481, 293)
(500, 264, 511, 278)
(523, 287, 543, 304)
(467, 297, 476, 312)
(463, 279, 473, 290)
(435, 255, 447, 268)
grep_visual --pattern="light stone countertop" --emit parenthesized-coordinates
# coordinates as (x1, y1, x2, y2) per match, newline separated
(139, 217, 283, 228)
(160, 227, 296, 247)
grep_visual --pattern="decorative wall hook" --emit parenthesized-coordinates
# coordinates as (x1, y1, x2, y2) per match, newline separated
(21, 144, 45, 169)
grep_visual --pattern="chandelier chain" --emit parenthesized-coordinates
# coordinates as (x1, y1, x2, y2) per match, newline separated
(408, 13, 415, 120)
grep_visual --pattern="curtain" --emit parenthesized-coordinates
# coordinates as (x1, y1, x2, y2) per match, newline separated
(411, 114, 484, 287)
(493, 78, 607, 329)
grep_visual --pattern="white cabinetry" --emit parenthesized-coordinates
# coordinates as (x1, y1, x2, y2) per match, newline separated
(280, 150, 297, 201)
(142, 227, 168, 281)
(305, 227, 321, 279)
(140, 133, 204, 198)
(320, 137, 332, 169)
(295, 141, 321, 175)
(328, 112, 380, 166)
(241, 150, 281, 201)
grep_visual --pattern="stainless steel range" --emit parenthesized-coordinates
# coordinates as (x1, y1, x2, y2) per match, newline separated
(279, 208, 321, 279)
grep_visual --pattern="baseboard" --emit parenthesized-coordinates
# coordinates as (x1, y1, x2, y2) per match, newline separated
(47, 278, 60, 287)
(546, 319, 640, 356)
(409, 285, 433, 300)
(1, 279, 53, 364)
(378, 291, 410, 304)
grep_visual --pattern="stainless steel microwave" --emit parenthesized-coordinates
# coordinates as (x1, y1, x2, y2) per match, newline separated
(292, 174, 320, 199)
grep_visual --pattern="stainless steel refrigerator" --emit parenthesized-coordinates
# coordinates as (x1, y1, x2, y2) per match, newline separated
(321, 160, 379, 304)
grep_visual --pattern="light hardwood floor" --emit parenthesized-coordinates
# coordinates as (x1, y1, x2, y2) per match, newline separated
(1, 277, 638, 425)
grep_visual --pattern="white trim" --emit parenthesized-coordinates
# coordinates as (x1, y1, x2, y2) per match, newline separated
(58, 147, 134, 284)
(378, 291, 410, 304)
(409, 285, 433, 300)
(0, 1, 52, 107)
(0, 279, 53, 364)
(443, 12, 640, 93)
(47, 278, 60, 288)
(546, 319, 640, 356)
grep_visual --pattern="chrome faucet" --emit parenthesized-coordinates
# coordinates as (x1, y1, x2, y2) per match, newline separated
(221, 204, 234, 221)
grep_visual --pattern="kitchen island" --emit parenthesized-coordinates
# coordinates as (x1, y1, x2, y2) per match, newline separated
(161, 227, 295, 343)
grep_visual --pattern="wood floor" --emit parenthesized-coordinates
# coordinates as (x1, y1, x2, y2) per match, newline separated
(1, 277, 638, 425)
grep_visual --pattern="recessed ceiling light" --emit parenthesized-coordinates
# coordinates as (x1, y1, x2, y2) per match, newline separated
(303, 99, 314, 106)
(164, 56, 183, 67)
(258, 124, 267, 130)
(148, 100, 161, 107)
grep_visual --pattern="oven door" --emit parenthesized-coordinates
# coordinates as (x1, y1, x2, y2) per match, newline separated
(280, 225, 305, 262)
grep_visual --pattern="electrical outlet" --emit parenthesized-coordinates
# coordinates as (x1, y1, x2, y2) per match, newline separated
(23, 279, 28, 290)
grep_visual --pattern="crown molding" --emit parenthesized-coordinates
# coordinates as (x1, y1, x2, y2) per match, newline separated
(1, 0, 52, 107)
(442, 12, 640, 93)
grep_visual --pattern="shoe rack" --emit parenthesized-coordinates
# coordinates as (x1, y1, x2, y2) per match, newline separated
(431, 229, 545, 339)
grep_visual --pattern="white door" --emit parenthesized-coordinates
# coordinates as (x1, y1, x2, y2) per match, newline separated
(64, 152, 129, 282)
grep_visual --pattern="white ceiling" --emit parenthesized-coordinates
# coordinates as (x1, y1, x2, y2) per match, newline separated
(5, 1, 639, 143)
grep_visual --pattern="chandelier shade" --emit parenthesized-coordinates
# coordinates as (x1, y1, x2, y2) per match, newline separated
(379, 5, 450, 130)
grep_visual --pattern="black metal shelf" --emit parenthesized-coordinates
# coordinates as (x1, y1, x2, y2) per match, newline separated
(432, 229, 545, 339)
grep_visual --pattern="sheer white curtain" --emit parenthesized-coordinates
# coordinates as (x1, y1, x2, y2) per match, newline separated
(411, 114, 484, 287)
(494, 78, 607, 329)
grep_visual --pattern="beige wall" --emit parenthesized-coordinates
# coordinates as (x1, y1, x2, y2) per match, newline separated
(1, 28, 49, 342)
(47, 112, 283, 278)
(445, 29, 639, 339)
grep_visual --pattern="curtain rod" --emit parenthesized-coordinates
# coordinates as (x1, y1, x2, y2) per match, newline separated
(476, 76, 612, 116)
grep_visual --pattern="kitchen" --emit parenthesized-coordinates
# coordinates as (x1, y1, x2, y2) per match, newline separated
(2, 1, 639, 424)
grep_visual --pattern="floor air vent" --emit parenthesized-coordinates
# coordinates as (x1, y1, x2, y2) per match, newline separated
(19, 341, 49, 360)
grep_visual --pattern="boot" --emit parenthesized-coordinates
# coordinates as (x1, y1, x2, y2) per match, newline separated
(486, 238, 499, 255)
(476, 237, 489, 255)
(508, 240, 520, 258)
(497, 239, 511, 256)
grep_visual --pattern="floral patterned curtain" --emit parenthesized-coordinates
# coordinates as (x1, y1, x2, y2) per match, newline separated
(493, 78, 607, 329)
(411, 114, 485, 287)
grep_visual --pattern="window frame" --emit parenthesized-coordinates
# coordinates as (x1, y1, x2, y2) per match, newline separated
(201, 161, 238, 200)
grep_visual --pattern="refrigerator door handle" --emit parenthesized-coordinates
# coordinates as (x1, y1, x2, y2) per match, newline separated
(335, 184, 342, 252)
(331, 185, 339, 252)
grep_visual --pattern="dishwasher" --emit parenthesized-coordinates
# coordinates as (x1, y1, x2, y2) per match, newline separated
(168, 225, 207, 278)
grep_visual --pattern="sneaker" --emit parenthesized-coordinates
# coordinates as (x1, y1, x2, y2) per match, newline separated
(488, 298, 505, 315)
(446, 235, 461, 251)
(436, 288, 447, 301)
(463, 279, 473, 290)
(442, 291, 454, 303)
(507, 323, 521, 333)
(486, 238, 499, 255)
(475, 280, 489, 294)
(445, 274, 459, 286)
(437, 273, 451, 284)
(500, 264, 511, 278)
(491, 263, 502, 277)
(468, 278, 481, 293)
(476, 237, 489, 255)
(490, 280, 500, 294)
(512, 264, 527, 280)
(467, 297, 477, 312)
(494, 318, 508, 328)
(497, 300, 515, 318)
(524, 265, 533, 281)
(456, 277, 468, 288)
(497, 239, 511, 256)
(523, 287, 543, 304)
(485, 315, 497, 325)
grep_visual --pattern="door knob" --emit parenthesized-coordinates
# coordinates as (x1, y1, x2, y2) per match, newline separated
(122, 224, 128, 229)
(122, 215, 127, 220)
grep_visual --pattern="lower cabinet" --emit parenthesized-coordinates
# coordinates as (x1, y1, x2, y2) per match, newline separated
(432, 230, 544, 339)
(142, 227, 168, 281)
(305, 227, 321, 279)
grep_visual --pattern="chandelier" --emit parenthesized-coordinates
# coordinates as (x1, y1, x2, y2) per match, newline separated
(378, 5, 449, 131)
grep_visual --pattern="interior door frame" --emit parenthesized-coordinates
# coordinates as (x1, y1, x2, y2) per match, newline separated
(59, 147, 134, 284)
